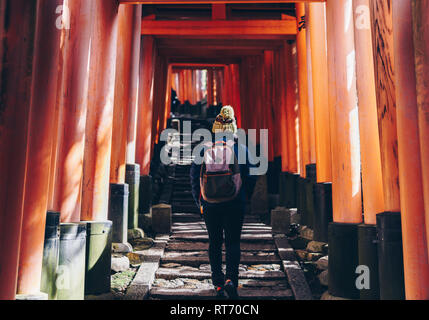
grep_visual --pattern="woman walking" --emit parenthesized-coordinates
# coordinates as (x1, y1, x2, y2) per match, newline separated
(190, 106, 257, 299)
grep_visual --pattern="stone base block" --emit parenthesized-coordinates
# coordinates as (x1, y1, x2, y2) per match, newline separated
(251, 175, 269, 215)
(112, 242, 133, 254)
(139, 213, 152, 232)
(271, 207, 291, 234)
(128, 228, 145, 241)
(268, 194, 280, 210)
(16, 292, 48, 300)
(126, 164, 140, 230)
(151, 204, 172, 234)
(289, 208, 300, 225)
(108, 183, 129, 244)
(139, 175, 152, 214)
(321, 291, 350, 300)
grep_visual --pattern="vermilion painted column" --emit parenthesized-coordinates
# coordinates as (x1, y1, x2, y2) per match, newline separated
(111, 4, 142, 185)
(215, 69, 224, 105)
(305, 3, 316, 166)
(231, 64, 242, 128)
(207, 69, 214, 106)
(16, 0, 63, 296)
(126, 7, 143, 165)
(163, 63, 173, 130)
(136, 36, 155, 176)
(308, 3, 332, 183)
(53, 0, 93, 223)
(412, 0, 429, 268)
(393, 0, 429, 300)
(279, 47, 289, 173)
(326, 0, 362, 224)
(179, 70, 186, 103)
(284, 42, 299, 174)
(151, 56, 167, 146)
(81, 0, 119, 221)
(264, 51, 275, 162)
(224, 65, 232, 105)
(325, 0, 363, 299)
(0, 0, 37, 300)
(239, 60, 249, 131)
(370, 0, 400, 213)
(352, 0, 384, 225)
(295, 3, 311, 178)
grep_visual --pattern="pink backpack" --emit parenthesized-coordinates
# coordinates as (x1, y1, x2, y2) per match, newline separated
(200, 141, 242, 204)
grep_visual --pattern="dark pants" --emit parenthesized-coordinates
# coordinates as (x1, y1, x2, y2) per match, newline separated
(203, 201, 245, 287)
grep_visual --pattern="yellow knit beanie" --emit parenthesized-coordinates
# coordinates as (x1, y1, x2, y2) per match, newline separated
(212, 105, 238, 134)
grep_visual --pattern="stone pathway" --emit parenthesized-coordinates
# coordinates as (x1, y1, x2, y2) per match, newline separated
(149, 216, 294, 300)
(131, 132, 312, 301)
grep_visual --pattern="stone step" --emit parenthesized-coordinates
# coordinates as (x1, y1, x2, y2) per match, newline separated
(171, 230, 273, 237)
(172, 207, 201, 215)
(155, 267, 286, 281)
(166, 241, 277, 252)
(172, 191, 193, 198)
(170, 233, 274, 242)
(160, 251, 281, 267)
(172, 214, 202, 222)
(149, 287, 293, 300)
(172, 200, 196, 205)
(170, 228, 273, 234)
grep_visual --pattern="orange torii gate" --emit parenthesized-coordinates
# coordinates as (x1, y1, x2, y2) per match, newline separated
(2, 0, 429, 302)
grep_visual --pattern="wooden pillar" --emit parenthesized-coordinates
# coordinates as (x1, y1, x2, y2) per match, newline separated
(191, 69, 197, 104)
(412, 0, 429, 269)
(126, 6, 143, 165)
(352, 0, 385, 225)
(257, 56, 265, 138)
(81, 0, 119, 222)
(136, 36, 155, 176)
(53, 0, 94, 223)
(326, 0, 362, 223)
(110, 4, 142, 185)
(279, 46, 289, 173)
(207, 69, 214, 106)
(239, 60, 249, 131)
(305, 3, 317, 166)
(264, 51, 275, 162)
(215, 69, 224, 105)
(224, 65, 232, 105)
(0, 0, 37, 300)
(370, 0, 400, 212)
(152, 56, 168, 146)
(295, 3, 311, 178)
(284, 42, 299, 174)
(16, 0, 63, 295)
(231, 64, 242, 128)
(393, 0, 429, 300)
(164, 63, 173, 130)
(308, 3, 332, 183)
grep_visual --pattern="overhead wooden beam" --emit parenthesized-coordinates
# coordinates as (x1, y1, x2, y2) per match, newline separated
(212, 3, 226, 20)
(172, 63, 226, 69)
(156, 38, 284, 50)
(123, 0, 324, 4)
(142, 19, 297, 36)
